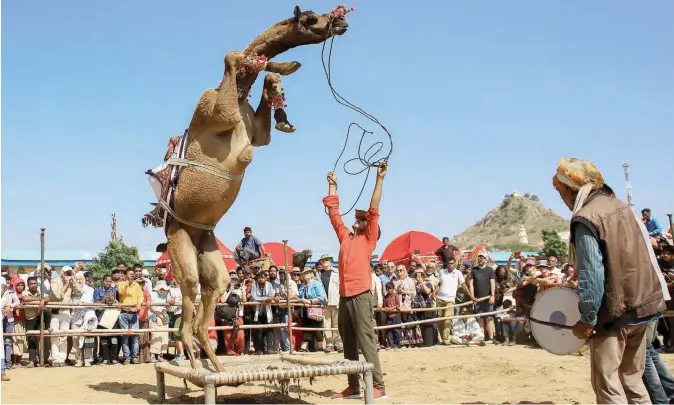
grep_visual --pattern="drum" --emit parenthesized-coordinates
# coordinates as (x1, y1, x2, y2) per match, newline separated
(530, 287, 586, 355)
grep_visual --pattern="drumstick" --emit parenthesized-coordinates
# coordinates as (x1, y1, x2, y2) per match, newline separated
(528, 317, 574, 330)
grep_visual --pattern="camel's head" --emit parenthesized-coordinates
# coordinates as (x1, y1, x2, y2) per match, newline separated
(285, 5, 350, 45)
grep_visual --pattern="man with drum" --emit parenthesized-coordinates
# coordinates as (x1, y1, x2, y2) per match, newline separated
(552, 157, 668, 404)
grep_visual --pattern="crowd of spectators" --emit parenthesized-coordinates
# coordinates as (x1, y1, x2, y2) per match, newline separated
(0, 248, 577, 376)
(1, 221, 672, 387)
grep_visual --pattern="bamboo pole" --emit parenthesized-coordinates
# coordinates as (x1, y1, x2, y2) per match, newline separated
(3, 323, 292, 337)
(39, 228, 46, 367)
(282, 239, 293, 355)
(155, 362, 209, 388)
(15, 300, 312, 309)
(14, 296, 493, 312)
(204, 362, 375, 386)
(12, 305, 674, 338)
(280, 353, 339, 366)
(292, 308, 509, 332)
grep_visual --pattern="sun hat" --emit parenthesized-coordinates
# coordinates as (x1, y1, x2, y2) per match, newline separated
(319, 253, 334, 262)
(154, 280, 169, 291)
(536, 260, 550, 269)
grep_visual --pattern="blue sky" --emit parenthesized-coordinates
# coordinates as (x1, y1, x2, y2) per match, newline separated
(2, 0, 673, 257)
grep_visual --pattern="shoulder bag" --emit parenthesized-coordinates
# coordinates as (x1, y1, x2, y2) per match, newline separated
(305, 282, 324, 321)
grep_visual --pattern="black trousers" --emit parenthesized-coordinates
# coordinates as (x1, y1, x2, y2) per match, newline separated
(252, 312, 272, 353)
(418, 310, 436, 347)
(24, 313, 51, 364)
(97, 325, 119, 363)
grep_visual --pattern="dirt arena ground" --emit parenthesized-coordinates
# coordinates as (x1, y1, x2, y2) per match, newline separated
(3, 344, 671, 404)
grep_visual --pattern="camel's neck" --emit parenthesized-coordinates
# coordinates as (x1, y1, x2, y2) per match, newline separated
(237, 24, 300, 97)
(243, 24, 298, 59)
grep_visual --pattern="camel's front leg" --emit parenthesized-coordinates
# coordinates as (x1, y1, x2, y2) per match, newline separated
(252, 73, 295, 146)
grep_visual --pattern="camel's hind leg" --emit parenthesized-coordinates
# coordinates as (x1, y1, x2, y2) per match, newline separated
(195, 232, 230, 372)
(166, 225, 200, 370)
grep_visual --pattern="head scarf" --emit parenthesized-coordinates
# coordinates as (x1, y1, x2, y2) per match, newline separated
(553, 157, 604, 266)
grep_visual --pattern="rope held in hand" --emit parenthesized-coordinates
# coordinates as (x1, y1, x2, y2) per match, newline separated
(321, 32, 393, 217)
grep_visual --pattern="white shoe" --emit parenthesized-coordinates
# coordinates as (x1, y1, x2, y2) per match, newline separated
(74, 362, 83, 367)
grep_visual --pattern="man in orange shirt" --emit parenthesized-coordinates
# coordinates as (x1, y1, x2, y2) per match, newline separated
(323, 163, 387, 400)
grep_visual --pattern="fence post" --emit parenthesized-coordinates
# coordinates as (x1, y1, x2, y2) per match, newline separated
(282, 239, 293, 354)
(39, 228, 46, 367)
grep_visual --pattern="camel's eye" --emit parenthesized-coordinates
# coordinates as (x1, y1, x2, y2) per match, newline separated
(305, 14, 318, 25)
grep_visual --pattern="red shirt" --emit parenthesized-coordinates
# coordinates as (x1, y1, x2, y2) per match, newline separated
(323, 195, 379, 297)
(208, 318, 217, 341)
(139, 290, 151, 322)
(383, 292, 401, 318)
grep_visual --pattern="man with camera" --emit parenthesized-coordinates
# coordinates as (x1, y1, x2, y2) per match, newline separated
(48, 266, 75, 367)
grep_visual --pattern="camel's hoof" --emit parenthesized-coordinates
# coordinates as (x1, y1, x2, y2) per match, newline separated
(275, 122, 296, 133)
(268, 61, 302, 76)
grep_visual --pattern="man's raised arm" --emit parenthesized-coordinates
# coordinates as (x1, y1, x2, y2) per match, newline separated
(322, 171, 350, 242)
(369, 162, 387, 211)
(365, 162, 387, 242)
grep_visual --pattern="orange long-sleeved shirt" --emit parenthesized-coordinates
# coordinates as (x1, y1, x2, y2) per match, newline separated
(323, 195, 379, 297)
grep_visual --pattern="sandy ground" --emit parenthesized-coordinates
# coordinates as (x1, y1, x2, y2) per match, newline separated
(3, 345, 672, 404)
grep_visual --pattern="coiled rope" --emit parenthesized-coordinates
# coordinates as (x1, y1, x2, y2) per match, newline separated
(320, 30, 394, 217)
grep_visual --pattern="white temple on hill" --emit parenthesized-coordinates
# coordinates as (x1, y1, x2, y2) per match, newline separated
(518, 224, 529, 245)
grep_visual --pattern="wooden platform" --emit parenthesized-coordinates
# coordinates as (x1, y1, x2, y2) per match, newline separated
(155, 354, 375, 404)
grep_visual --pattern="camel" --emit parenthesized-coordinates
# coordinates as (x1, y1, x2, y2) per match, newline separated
(157, 6, 349, 372)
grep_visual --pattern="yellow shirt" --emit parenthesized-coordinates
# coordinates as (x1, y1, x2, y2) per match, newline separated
(116, 280, 144, 312)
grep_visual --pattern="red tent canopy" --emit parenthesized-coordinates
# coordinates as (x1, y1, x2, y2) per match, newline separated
(156, 237, 236, 281)
(262, 242, 296, 268)
(379, 231, 444, 266)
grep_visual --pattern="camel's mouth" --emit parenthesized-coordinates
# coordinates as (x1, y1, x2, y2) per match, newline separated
(330, 21, 348, 36)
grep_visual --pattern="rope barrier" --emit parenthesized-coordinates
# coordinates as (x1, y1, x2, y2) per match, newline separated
(13, 293, 493, 313)
(3, 306, 506, 337)
(10, 286, 674, 339)
(7, 305, 674, 338)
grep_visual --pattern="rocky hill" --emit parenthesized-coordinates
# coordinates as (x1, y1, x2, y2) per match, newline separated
(450, 190, 569, 250)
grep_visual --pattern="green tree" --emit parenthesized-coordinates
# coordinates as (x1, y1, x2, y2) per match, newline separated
(541, 229, 567, 258)
(530, 195, 540, 202)
(89, 239, 141, 281)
